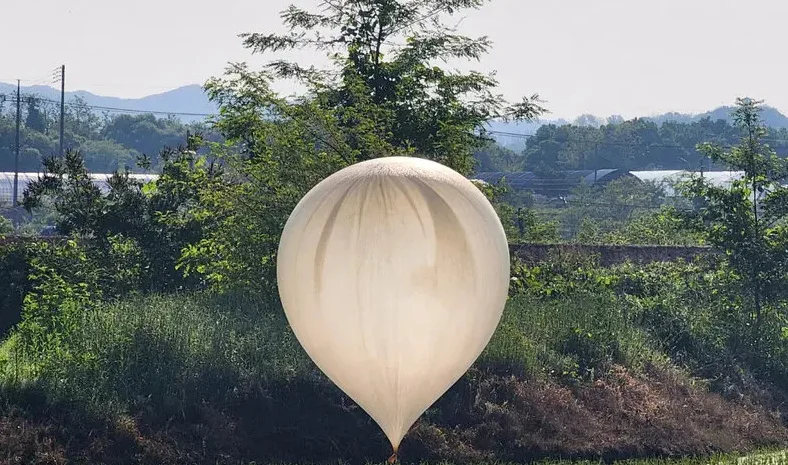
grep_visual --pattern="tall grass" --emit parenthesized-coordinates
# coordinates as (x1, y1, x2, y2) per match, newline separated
(0, 260, 786, 463)
(481, 291, 663, 381)
(2, 257, 786, 415)
(3, 292, 311, 416)
(2, 288, 661, 414)
(0, 269, 743, 414)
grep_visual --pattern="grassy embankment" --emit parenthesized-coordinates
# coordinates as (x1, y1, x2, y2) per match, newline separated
(0, 255, 787, 464)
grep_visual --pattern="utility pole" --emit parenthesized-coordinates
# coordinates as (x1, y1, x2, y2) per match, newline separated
(59, 65, 65, 157)
(13, 80, 20, 207)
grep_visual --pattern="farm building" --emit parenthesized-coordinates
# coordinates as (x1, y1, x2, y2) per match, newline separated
(473, 169, 760, 199)
(630, 170, 750, 196)
(471, 169, 637, 197)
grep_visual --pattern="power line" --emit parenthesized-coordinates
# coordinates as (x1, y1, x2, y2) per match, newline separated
(3, 92, 788, 149)
(3, 90, 788, 149)
(0, 69, 59, 86)
(67, 103, 214, 118)
(0, 92, 216, 118)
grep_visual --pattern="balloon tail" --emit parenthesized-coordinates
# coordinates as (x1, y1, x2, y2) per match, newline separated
(387, 450, 398, 464)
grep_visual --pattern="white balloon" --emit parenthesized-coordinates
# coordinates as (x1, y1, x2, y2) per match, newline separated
(276, 156, 510, 456)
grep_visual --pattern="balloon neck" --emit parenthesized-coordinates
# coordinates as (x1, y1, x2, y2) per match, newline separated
(387, 450, 398, 464)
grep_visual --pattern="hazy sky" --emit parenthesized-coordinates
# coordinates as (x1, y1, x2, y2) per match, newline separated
(3, 0, 787, 120)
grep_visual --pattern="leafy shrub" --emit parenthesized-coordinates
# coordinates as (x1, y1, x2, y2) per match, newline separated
(0, 216, 11, 235)
(508, 253, 788, 391)
(15, 239, 103, 370)
(23, 144, 213, 295)
(0, 239, 31, 335)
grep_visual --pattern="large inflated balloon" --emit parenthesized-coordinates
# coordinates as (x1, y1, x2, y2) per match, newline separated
(276, 156, 510, 457)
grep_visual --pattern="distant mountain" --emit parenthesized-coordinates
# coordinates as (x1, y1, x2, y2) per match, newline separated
(4, 81, 788, 136)
(646, 106, 788, 129)
(0, 83, 217, 123)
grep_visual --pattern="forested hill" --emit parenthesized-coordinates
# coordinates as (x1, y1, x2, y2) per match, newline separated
(489, 104, 788, 137)
(646, 105, 788, 128)
(476, 114, 788, 173)
(0, 96, 215, 173)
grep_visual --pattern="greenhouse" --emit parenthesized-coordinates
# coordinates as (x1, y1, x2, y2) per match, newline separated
(0, 172, 159, 206)
(630, 170, 747, 196)
(471, 169, 634, 196)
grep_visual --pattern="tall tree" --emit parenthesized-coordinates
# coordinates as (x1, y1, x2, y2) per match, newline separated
(184, 0, 546, 293)
(681, 98, 788, 350)
(233, 0, 546, 175)
(25, 96, 48, 133)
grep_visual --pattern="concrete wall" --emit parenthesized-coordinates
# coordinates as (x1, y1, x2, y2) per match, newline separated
(509, 243, 717, 266)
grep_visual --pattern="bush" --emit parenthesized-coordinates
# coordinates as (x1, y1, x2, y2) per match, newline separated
(1, 281, 786, 463)
(0, 239, 31, 335)
(7, 285, 664, 415)
(508, 254, 788, 392)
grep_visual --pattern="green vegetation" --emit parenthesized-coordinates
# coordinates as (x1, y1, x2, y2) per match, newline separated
(0, 95, 214, 173)
(1, 251, 786, 463)
(680, 99, 788, 348)
(0, 1, 787, 464)
(477, 114, 788, 173)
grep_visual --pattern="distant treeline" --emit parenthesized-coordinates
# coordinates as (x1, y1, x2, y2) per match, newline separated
(5, 93, 788, 176)
(475, 116, 788, 173)
(0, 94, 218, 173)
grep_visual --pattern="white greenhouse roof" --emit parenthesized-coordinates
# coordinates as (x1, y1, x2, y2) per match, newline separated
(0, 172, 159, 206)
(630, 170, 745, 196)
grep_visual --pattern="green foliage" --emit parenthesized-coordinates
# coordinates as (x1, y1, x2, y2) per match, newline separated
(182, 0, 545, 294)
(0, 240, 30, 335)
(0, 96, 215, 173)
(6, 292, 309, 415)
(680, 98, 788, 349)
(14, 239, 103, 371)
(502, 175, 701, 245)
(481, 291, 656, 382)
(506, 252, 788, 388)
(240, 0, 546, 176)
(511, 207, 561, 243)
(14, 252, 782, 420)
(24, 96, 47, 133)
(471, 178, 558, 243)
(559, 177, 669, 238)
(519, 115, 765, 172)
(576, 206, 703, 246)
(178, 81, 350, 294)
(0, 216, 11, 235)
(100, 114, 194, 168)
(22, 150, 108, 236)
(474, 139, 525, 172)
(22, 142, 213, 292)
(8, 233, 182, 371)
(77, 139, 138, 173)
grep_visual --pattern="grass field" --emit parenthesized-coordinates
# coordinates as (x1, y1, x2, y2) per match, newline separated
(1, 255, 787, 464)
